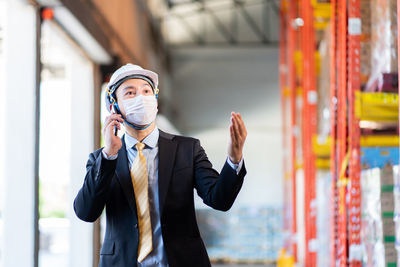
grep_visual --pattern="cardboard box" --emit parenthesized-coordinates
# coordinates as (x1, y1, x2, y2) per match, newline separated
(383, 216, 396, 236)
(382, 165, 396, 186)
(384, 242, 397, 264)
(381, 191, 395, 213)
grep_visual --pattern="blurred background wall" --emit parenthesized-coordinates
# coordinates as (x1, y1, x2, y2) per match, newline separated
(170, 46, 282, 206)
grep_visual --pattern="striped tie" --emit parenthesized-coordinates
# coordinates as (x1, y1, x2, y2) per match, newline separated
(130, 142, 153, 262)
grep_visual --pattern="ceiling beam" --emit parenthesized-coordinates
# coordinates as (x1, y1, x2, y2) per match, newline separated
(234, 0, 268, 43)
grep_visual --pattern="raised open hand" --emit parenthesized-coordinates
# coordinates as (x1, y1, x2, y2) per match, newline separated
(228, 112, 247, 164)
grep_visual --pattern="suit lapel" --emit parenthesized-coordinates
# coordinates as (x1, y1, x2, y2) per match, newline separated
(115, 135, 137, 216)
(158, 130, 177, 216)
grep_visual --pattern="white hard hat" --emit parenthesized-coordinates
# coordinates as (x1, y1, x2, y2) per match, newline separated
(105, 63, 159, 112)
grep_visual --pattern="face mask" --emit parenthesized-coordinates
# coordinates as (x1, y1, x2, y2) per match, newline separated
(122, 95, 158, 126)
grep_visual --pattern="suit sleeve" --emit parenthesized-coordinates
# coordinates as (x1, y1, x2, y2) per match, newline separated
(73, 150, 117, 222)
(193, 139, 246, 211)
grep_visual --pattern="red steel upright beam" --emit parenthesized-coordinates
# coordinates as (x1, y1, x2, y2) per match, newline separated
(336, 0, 348, 264)
(348, 0, 362, 266)
(329, 0, 339, 265)
(300, 0, 317, 265)
(279, 0, 290, 252)
(288, 0, 298, 259)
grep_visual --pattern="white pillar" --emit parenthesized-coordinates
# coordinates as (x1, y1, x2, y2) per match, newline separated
(1, 0, 37, 266)
(0, 0, 4, 265)
(67, 56, 95, 267)
(296, 169, 305, 267)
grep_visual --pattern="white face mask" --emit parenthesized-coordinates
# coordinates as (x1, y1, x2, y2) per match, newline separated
(122, 95, 158, 126)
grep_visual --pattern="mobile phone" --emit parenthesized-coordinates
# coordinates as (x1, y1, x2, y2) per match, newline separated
(112, 108, 118, 136)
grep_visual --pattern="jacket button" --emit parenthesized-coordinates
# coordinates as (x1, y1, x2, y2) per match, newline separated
(134, 223, 138, 228)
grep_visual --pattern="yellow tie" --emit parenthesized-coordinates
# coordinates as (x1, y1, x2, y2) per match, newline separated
(130, 142, 153, 262)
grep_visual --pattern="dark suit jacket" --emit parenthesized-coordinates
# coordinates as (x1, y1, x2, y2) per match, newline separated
(74, 130, 246, 267)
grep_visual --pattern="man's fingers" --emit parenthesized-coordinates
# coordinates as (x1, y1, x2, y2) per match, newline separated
(233, 115, 246, 145)
(231, 114, 242, 140)
(230, 114, 239, 143)
(230, 125, 237, 144)
(104, 114, 123, 128)
(110, 121, 121, 130)
(235, 113, 247, 138)
(106, 121, 121, 135)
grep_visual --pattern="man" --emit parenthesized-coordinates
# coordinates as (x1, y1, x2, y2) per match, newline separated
(74, 64, 247, 267)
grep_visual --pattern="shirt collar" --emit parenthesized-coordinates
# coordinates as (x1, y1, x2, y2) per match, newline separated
(124, 126, 159, 150)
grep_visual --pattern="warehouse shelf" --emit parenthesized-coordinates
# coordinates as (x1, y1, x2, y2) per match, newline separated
(313, 134, 399, 154)
(280, 0, 399, 265)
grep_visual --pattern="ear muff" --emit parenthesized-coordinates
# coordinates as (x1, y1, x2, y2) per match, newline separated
(106, 87, 121, 114)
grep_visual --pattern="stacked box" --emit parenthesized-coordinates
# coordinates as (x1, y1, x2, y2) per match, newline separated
(381, 165, 397, 267)
(385, 242, 397, 266)
(361, 165, 397, 267)
(361, 168, 384, 266)
(392, 165, 400, 266)
(317, 25, 331, 138)
(316, 170, 331, 267)
(196, 206, 283, 263)
(361, 0, 371, 85)
(366, 0, 398, 92)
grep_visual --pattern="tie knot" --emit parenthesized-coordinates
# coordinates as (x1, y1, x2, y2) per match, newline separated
(135, 142, 145, 152)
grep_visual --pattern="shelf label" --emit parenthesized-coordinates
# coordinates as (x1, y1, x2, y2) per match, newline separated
(348, 18, 361, 35)
(308, 239, 318, 252)
(307, 90, 317, 104)
(349, 244, 363, 261)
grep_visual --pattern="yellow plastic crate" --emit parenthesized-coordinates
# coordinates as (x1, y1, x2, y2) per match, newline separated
(360, 135, 399, 147)
(355, 92, 399, 121)
(316, 158, 330, 169)
(312, 135, 331, 157)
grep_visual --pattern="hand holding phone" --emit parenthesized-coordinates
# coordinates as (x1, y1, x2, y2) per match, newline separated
(103, 112, 123, 156)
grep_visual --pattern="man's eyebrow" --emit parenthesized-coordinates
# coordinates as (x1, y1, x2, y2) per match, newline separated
(122, 85, 136, 91)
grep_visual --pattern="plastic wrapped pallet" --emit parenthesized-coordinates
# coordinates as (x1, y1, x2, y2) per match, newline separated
(316, 170, 331, 266)
(361, 168, 385, 266)
(366, 0, 398, 92)
(196, 206, 283, 263)
(381, 165, 397, 267)
(361, 166, 397, 267)
(361, 0, 372, 85)
(317, 24, 331, 138)
(393, 165, 400, 266)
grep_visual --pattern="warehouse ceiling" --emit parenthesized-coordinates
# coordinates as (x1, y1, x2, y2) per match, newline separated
(148, 0, 279, 47)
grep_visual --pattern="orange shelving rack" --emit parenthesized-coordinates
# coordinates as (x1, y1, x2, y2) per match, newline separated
(280, 0, 364, 265)
(347, 0, 362, 266)
(300, 0, 317, 264)
(280, 0, 299, 261)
